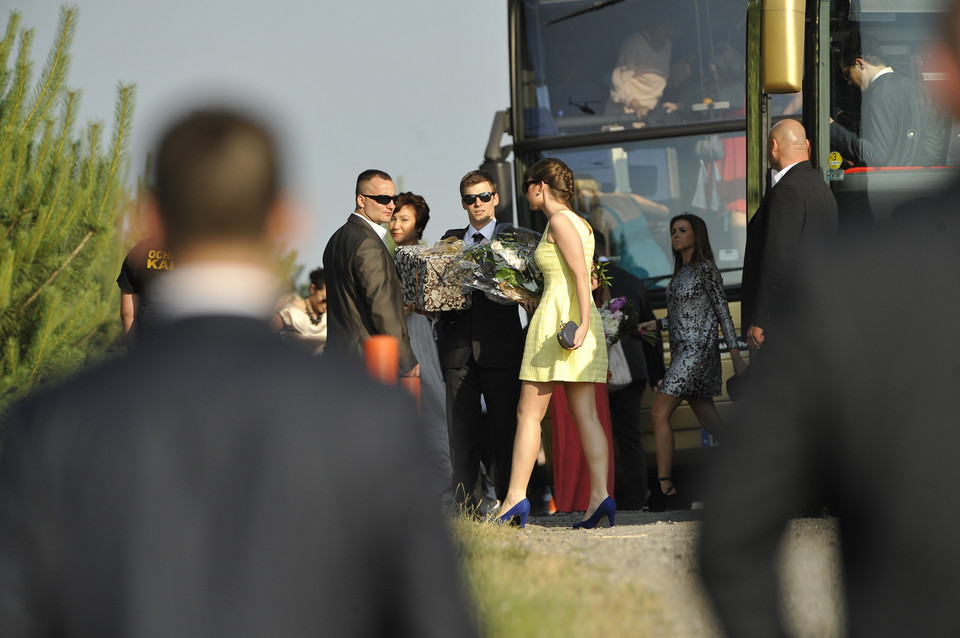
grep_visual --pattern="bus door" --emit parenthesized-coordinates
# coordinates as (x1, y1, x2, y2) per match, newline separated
(823, 0, 957, 228)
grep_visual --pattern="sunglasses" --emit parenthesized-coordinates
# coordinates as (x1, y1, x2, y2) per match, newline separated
(522, 179, 539, 194)
(363, 193, 398, 206)
(461, 192, 495, 205)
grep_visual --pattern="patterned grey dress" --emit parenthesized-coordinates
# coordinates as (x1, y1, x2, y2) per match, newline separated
(656, 260, 738, 397)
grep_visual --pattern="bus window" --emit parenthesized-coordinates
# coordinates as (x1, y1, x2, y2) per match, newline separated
(517, 0, 747, 138)
(551, 131, 746, 289)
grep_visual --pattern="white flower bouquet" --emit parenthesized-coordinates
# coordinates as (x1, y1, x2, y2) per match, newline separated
(458, 229, 543, 305)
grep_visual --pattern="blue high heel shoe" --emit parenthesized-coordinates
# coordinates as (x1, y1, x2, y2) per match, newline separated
(572, 496, 616, 529)
(497, 498, 531, 528)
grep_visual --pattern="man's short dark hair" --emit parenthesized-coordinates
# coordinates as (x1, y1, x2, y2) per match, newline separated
(842, 33, 885, 68)
(153, 109, 279, 251)
(355, 169, 393, 197)
(459, 169, 498, 195)
(308, 267, 325, 289)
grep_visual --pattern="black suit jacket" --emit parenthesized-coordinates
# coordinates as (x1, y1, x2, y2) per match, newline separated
(740, 161, 838, 334)
(323, 214, 417, 374)
(0, 316, 475, 638)
(700, 177, 960, 638)
(830, 71, 937, 168)
(436, 223, 530, 369)
(606, 264, 663, 386)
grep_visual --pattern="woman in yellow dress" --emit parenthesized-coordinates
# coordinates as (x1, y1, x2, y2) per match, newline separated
(497, 158, 615, 529)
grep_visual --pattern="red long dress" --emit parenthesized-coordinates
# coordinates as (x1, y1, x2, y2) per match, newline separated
(548, 384, 616, 513)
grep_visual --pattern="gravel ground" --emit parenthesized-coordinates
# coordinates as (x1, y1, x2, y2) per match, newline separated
(511, 510, 845, 637)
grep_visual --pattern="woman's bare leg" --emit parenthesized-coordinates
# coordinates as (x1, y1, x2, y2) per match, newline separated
(565, 381, 612, 519)
(500, 380, 554, 513)
(688, 397, 722, 440)
(650, 392, 683, 493)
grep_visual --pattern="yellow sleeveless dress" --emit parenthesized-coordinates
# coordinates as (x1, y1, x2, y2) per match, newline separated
(519, 210, 608, 383)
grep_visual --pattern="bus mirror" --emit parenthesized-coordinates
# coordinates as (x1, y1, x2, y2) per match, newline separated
(762, 0, 805, 93)
(480, 159, 515, 225)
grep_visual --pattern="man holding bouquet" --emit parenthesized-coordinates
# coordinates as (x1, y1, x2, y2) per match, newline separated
(437, 170, 536, 513)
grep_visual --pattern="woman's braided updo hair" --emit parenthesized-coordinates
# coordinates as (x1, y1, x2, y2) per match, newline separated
(524, 157, 576, 208)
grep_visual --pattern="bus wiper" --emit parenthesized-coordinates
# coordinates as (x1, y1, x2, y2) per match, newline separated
(545, 0, 626, 26)
(569, 97, 599, 114)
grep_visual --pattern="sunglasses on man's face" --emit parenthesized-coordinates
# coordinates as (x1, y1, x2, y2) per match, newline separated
(363, 193, 398, 206)
(461, 192, 495, 206)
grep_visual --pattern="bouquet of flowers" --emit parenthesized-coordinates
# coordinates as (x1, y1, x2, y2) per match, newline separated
(458, 229, 543, 305)
(599, 296, 659, 347)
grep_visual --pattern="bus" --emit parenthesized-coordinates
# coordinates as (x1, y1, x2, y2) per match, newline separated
(480, 0, 956, 470)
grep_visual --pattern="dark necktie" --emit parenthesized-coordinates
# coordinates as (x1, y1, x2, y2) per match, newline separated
(473, 232, 484, 244)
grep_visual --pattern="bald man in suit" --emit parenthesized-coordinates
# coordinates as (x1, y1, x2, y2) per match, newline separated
(740, 119, 838, 354)
(0, 109, 474, 638)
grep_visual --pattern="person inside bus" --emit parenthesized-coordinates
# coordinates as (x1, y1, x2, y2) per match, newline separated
(576, 176, 673, 282)
(609, 14, 675, 124)
(830, 34, 945, 167)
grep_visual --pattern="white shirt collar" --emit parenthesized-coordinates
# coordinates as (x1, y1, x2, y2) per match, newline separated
(353, 211, 387, 239)
(771, 160, 801, 187)
(873, 66, 894, 81)
(151, 262, 281, 320)
(466, 220, 495, 244)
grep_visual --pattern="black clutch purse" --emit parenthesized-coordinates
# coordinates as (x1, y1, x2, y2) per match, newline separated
(557, 321, 578, 350)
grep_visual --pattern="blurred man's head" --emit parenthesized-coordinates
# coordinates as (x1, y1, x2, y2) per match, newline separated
(152, 110, 281, 254)
(929, 0, 960, 119)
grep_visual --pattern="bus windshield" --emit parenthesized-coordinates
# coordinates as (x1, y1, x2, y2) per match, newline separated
(514, 0, 752, 288)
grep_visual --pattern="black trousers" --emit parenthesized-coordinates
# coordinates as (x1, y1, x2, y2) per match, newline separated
(444, 361, 522, 504)
(608, 378, 648, 510)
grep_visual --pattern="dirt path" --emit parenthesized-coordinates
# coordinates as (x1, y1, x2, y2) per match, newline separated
(517, 511, 845, 637)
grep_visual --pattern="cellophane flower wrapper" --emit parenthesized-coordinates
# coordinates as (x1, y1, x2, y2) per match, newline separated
(457, 230, 543, 305)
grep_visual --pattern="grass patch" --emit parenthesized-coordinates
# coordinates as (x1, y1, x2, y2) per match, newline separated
(451, 516, 672, 638)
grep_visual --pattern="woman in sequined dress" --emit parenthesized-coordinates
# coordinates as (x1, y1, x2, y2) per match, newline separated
(639, 213, 745, 511)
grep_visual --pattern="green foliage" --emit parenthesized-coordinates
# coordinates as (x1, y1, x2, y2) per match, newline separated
(0, 6, 136, 414)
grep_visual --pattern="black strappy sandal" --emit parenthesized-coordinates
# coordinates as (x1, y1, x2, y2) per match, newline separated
(643, 477, 677, 512)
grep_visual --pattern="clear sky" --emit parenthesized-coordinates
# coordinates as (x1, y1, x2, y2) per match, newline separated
(10, 1, 511, 281)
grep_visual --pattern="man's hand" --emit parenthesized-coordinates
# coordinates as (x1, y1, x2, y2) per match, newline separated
(747, 324, 765, 350)
(401, 364, 421, 378)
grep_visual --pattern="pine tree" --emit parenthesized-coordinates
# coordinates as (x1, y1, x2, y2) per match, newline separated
(0, 6, 136, 414)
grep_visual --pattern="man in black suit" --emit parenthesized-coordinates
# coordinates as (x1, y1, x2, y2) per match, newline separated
(740, 119, 838, 353)
(437, 169, 533, 510)
(0, 109, 475, 638)
(700, 11, 960, 632)
(323, 169, 419, 377)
